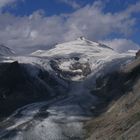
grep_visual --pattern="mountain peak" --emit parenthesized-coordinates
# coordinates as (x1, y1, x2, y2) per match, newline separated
(31, 38, 116, 58)
(0, 44, 15, 56)
(77, 36, 86, 41)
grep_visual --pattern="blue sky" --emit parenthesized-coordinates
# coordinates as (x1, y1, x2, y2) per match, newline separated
(0, 0, 140, 53)
(2, 0, 140, 16)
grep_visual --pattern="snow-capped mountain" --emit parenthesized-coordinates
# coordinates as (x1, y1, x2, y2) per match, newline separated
(31, 37, 134, 81)
(0, 37, 138, 140)
(0, 44, 15, 56)
(32, 37, 114, 57)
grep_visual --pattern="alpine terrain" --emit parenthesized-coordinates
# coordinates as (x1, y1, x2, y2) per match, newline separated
(0, 44, 15, 56)
(0, 37, 139, 140)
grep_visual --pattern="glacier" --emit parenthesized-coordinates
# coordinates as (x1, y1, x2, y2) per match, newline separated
(0, 37, 136, 140)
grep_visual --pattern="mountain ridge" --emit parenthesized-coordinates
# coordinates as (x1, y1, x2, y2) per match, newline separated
(0, 44, 15, 56)
(0, 38, 139, 140)
(31, 37, 115, 57)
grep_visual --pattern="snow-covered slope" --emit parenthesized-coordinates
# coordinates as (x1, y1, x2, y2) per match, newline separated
(31, 37, 134, 81)
(32, 37, 114, 57)
(0, 44, 15, 56)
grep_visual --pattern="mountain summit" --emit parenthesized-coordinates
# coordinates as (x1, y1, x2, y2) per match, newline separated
(31, 38, 133, 81)
(32, 37, 114, 57)
(0, 44, 15, 56)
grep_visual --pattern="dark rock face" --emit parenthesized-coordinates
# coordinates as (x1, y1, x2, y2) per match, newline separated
(0, 61, 26, 96)
(0, 61, 68, 119)
(71, 62, 91, 76)
(50, 58, 91, 80)
(136, 50, 140, 59)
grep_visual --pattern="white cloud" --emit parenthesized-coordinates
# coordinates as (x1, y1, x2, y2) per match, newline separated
(0, 0, 17, 9)
(101, 39, 139, 53)
(58, 0, 81, 9)
(0, 1, 139, 53)
(124, 1, 140, 15)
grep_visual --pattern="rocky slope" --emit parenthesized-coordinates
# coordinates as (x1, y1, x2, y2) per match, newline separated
(86, 57, 140, 140)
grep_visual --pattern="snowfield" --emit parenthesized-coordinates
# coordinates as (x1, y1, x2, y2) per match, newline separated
(0, 37, 136, 140)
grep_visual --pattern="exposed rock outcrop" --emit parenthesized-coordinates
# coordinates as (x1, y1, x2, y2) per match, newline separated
(136, 50, 140, 59)
(0, 61, 68, 119)
(86, 58, 140, 140)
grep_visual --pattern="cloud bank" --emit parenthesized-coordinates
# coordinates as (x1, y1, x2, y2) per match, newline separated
(101, 39, 139, 53)
(0, 0, 18, 9)
(0, 1, 139, 53)
(58, 0, 81, 9)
